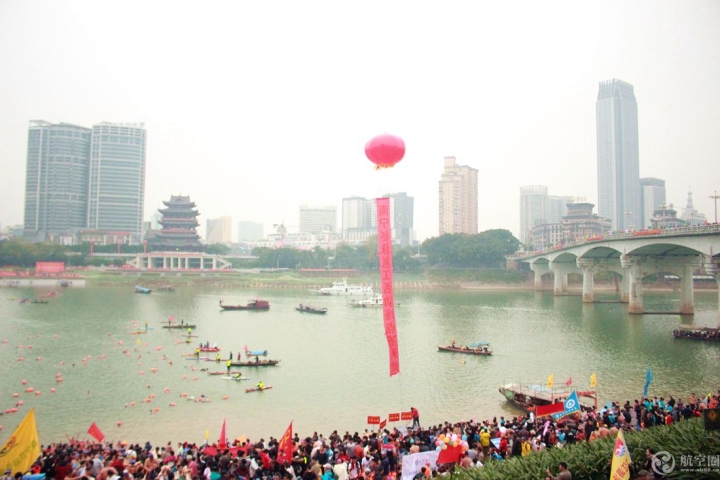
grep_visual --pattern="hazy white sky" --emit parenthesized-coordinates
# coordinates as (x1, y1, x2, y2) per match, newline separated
(1, 1, 718, 242)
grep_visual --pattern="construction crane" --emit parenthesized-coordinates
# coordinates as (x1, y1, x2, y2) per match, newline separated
(272, 222, 299, 247)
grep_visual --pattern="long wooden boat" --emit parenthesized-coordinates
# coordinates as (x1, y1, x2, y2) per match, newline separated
(438, 341, 492, 356)
(221, 376, 251, 381)
(220, 299, 270, 311)
(673, 329, 720, 341)
(198, 347, 220, 352)
(206, 371, 242, 375)
(162, 324, 196, 329)
(229, 359, 281, 367)
(499, 382, 597, 413)
(295, 304, 327, 314)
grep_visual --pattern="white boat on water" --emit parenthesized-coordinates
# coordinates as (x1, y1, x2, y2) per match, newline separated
(350, 294, 400, 308)
(309, 279, 374, 296)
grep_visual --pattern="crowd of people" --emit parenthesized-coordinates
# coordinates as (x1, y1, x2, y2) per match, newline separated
(672, 328, 720, 340)
(8, 390, 719, 480)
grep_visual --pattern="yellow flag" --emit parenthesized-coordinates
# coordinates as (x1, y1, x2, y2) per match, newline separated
(610, 429, 631, 480)
(205, 429, 209, 440)
(0, 408, 41, 475)
(546, 374, 554, 389)
(590, 372, 597, 388)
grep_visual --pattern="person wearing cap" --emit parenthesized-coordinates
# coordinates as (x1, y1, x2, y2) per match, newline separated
(545, 462, 572, 480)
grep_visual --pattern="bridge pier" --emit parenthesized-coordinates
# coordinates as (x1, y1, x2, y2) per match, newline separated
(621, 271, 630, 303)
(529, 263, 550, 291)
(549, 263, 575, 296)
(704, 258, 720, 326)
(577, 258, 597, 303)
(621, 255, 644, 314)
(680, 262, 695, 315)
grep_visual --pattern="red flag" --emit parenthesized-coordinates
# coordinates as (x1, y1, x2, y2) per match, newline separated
(379, 418, 387, 430)
(437, 444, 462, 464)
(218, 419, 227, 450)
(566, 377, 572, 386)
(535, 402, 565, 416)
(376, 198, 400, 376)
(87, 422, 105, 443)
(277, 421, 293, 464)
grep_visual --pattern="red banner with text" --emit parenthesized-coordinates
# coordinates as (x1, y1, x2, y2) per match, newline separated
(401, 411, 413, 421)
(388, 413, 400, 422)
(376, 197, 400, 376)
(367, 416, 380, 425)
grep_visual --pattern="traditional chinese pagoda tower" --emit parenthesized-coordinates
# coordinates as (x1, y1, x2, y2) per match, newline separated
(150, 195, 204, 251)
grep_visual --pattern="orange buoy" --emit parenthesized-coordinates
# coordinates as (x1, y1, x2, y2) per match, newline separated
(117, 421, 123, 426)
(222, 395, 229, 400)
(182, 375, 187, 380)
(150, 368, 158, 373)
(35, 391, 41, 396)
(129, 401, 136, 406)
(56, 377, 64, 383)
(139, 371, 145, 375)
(180, 393, 188, 397)
(36, 357, 42, 361)
(163, 388, 170, 394)
(25, 387, 33, 393)
(16, 400, 24, 406)
(21, 380, 27, 385)
(192, 376, 198, 381)
(60, 361, 65, 365)
(169, 402, 176, 407)
(152, 407, 159, 413)
(50, 388, 56, 393)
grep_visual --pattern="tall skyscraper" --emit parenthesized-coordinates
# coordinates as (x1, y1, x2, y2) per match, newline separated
(548, 195, 573, 223)
(438, 156, 478, 235)
(206, 216, 232, 244)
(299, 205, 337, 234)
(23, 120, 92, 241)
(519, 186, 548, 245)
(596, 79, 641, 231)
(87, 122, 147, 240)
(639, 177, 666, 229)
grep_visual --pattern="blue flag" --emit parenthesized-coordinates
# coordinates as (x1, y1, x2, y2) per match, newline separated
(550, 390, 581, 420)
(643, 368, 653, 397)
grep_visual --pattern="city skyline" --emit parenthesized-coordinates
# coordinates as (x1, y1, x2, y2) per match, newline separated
(1, 1, 719, 242)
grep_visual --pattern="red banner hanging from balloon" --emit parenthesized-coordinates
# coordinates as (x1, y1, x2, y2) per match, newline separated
(376, 197, 400, 376)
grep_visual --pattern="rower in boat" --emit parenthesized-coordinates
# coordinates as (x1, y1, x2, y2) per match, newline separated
(256, 381, 266, 391)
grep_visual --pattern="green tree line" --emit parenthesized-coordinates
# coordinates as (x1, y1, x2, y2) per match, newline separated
(0, 229, 521, 271)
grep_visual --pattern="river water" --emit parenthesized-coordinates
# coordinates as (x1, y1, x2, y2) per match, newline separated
(1, 284, 718, 446)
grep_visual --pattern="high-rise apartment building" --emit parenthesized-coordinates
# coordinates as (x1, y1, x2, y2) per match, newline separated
(206, 216, 232, 244)
(299, 206, 337, 234)
(23, 121, 92, 241)
(639, 177, 666, 229)
(342, 197, 377, 242)
(87, 122, 147, 240)
(237, 221, 264, 242)
(438, 156, 478, 235)
(386, 192, 414, 246)
(548, 195, 573, 223)
(596, 79, 641, 231)
(519, 186, 548, 245)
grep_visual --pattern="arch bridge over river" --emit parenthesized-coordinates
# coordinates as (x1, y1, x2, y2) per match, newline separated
(507, 225, 720, 320)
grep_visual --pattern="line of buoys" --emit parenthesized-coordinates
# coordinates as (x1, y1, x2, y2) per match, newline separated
(5, 408, 18, 414)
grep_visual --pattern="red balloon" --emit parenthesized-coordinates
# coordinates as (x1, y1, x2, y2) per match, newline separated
(365, 134, 405, 169)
